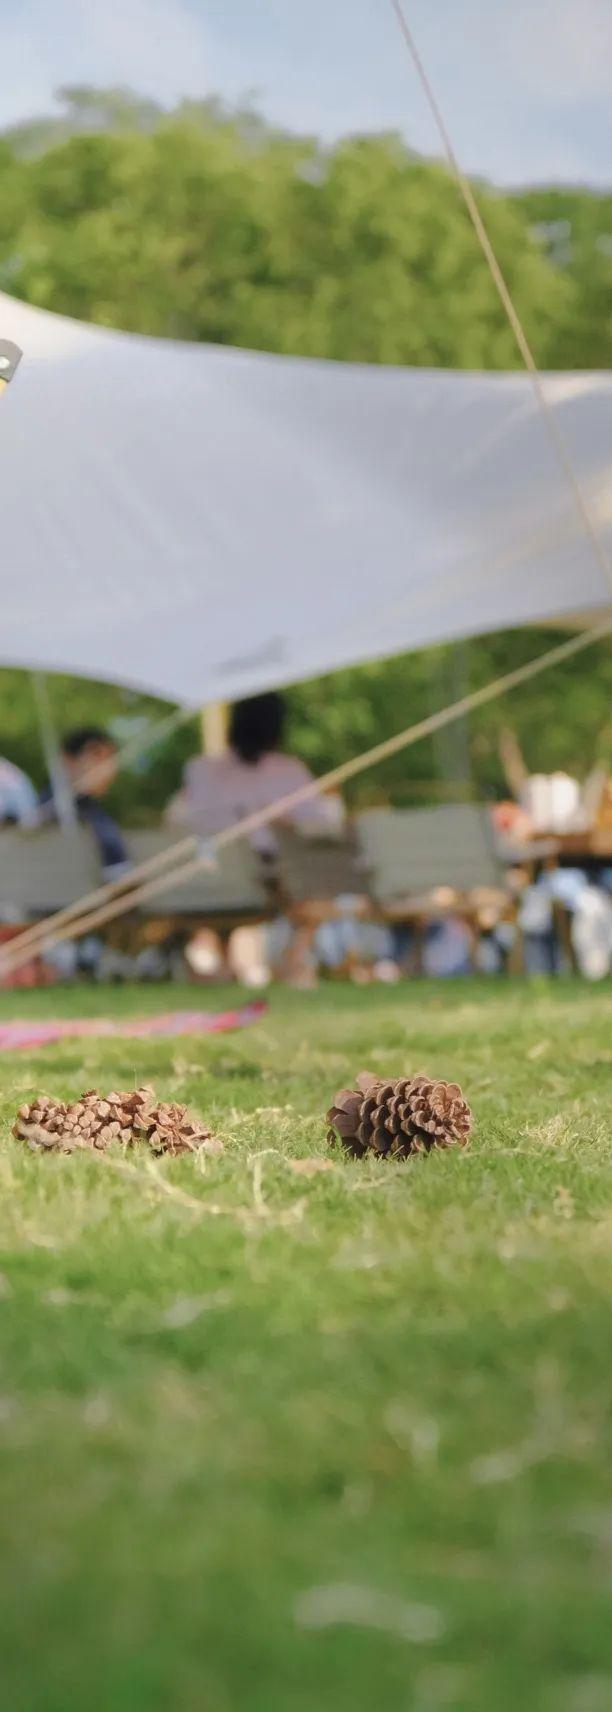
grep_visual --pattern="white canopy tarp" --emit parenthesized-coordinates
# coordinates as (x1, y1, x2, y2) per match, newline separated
(1, 289, 611, 706)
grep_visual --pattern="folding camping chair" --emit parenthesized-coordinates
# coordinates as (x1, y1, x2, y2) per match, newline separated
(124, 829, 273, 956)
(270, 825, 372, 980)
(356, 804, 511, 973)
(272, 824, 370, 908)
(0, 824, 102, 985)
(0, 824, 101, 917)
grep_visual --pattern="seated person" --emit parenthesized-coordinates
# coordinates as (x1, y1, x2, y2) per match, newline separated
(169, 692, 336, 853)
(168, 692, 339, 985)
(0, 757, 38, 826)
(41, 726, 128, 873)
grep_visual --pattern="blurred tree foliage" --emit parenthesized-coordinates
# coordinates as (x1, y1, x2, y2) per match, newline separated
(0, 98, 571, 360)
(511, 185, 612, 370)
(1, 90, 611, 815)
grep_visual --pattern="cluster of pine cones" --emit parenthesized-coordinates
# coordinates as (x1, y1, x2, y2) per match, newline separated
(12, 1068, 472, 1167)
(327, 1071, 472, 1160)
(13, 1086, 221, 1157)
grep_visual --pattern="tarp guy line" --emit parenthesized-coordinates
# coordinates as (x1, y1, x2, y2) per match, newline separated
(389, 0, 612, 598)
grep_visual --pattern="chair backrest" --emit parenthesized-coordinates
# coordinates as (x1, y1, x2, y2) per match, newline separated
(356, 805, 502, 909)
(125, 829, 269, 916)
(273, 825, 370, 905)
(0, 825, 101, 915)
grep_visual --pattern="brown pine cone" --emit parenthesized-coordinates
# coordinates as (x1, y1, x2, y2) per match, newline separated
(12, 1094, 69, 1151)
(60, 1089, 145, 1151)
(103, 1087, 156, 1145)
(12, 1086, 154, 1153)
(139, 1098, 220, 1156)
(327, 1070, 472, 1160)
(12, 1085, 220, 1158)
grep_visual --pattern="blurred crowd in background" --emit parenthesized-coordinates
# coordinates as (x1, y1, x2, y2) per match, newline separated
(2, 692, 612, 987)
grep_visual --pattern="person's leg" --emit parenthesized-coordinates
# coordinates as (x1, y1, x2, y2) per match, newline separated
(185, 927, 227, 980)
(276, 923, 317, 986)
(276, 902, 326, 987)
(227, 925, 271, 987)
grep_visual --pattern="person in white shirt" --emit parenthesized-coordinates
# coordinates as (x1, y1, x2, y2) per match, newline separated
(0, 757, 38, 827)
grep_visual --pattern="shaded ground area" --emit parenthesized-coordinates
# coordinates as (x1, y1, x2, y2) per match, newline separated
(1, 979, 612, 1712)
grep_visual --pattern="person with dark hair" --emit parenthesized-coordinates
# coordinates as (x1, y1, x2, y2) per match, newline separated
(41, 725, 128, 873)
(228, 693, 284, 766)
(171, 692, 334, 856)
(168, 692, 340, 984)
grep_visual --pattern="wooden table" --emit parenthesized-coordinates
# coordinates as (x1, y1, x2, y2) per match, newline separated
(503, 828, 612, 868)
(550, 828, 612, 863)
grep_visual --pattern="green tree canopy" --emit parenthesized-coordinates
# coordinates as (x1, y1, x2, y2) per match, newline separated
(0, 102, 572, 363)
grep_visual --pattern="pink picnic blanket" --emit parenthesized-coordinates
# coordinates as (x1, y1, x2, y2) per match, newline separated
(0, 1001, 268, 1052)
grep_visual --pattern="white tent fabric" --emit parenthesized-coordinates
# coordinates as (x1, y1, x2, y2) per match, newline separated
(1, 289, 611, 707)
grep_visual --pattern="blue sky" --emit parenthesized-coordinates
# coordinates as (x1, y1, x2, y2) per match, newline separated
(5, 0, 612, 187)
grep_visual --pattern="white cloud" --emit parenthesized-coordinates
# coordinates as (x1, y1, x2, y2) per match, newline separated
(0, 0, 610, 187)
(1, 0, 210, 126)
(503, 0, 612, 101)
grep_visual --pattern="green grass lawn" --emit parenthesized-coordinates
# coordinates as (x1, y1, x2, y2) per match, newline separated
(1, 977, 612, 1712)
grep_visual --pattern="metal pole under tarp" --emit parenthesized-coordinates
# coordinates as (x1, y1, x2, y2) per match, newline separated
(201, 701, 228, 756)
(3, 340, 71, 830)
(31, 672, 77, 828)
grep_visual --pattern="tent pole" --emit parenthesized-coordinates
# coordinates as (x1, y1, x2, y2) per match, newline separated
(0, 349, 73, 825)
(0, 349, 77, 827)
(31, 672, 76, 828)
(431, 642, 472, 798)
(201, 702, 228, 756)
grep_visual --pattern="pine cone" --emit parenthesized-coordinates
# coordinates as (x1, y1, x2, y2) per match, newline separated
(327, 1070, 472, 1160)
(139, 1098, 220, 1156)
(60, 1088, 146, 1151)
(12, 1094, 69, 1151)
(103, 1086, 156, 1145)
(12, 1085, 220, 1158)
(12, 1086, 154, 1153)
